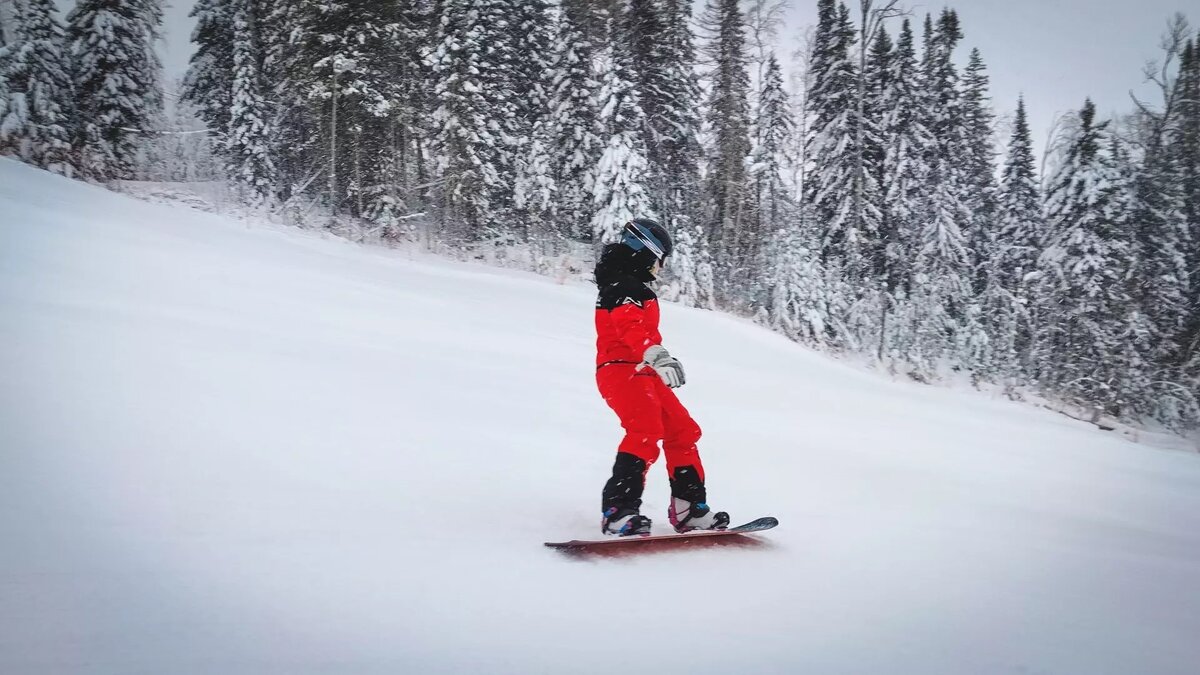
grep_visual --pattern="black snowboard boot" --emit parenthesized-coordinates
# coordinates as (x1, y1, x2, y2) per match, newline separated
(601, 453, 652, 536)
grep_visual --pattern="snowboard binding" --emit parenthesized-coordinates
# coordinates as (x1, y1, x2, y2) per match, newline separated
(602, 507, 653, 536)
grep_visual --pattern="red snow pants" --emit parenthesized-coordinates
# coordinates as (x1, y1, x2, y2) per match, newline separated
(596, 363, 705, 479)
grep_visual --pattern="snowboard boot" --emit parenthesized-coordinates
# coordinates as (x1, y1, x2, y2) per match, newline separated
(601, 452, 652, 536)
(601, 506, 653, 536)
(667, 498, 730, 533)
(668, 465, 729, 533)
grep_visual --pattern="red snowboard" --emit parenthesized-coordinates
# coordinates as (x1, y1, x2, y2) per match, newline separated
(545, 517, 777, 555)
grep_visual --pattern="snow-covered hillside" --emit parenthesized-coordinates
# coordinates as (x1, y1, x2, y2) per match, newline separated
(2, 159, 1199, 674)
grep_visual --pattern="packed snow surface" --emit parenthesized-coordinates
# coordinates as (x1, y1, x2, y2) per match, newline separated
(2, 159, 1199, 674)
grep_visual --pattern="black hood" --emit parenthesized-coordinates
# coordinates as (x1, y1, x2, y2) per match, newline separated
(595, 243, 658, 285)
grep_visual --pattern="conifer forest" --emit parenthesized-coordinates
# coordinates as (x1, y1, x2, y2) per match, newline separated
(2, 0, 1198, 431)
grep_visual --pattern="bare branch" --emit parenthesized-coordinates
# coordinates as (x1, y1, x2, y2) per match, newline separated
(1128, 91, 1157, 119)
(747, 0, 790, 59)
(862, 0, 907, 45)
(1040, 110, 1071, 192)
(1129, 13, 1191, 147)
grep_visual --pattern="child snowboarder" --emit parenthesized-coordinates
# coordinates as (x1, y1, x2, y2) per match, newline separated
(594, 219, 730, 536)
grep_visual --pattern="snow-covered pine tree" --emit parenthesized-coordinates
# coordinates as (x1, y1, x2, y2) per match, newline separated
(921, 10, 972, 274)
(991, 96, 1042, 386)
(902, 9, 973, 378)
(627, 0, 664, 126)
(878, 19, 928, 291)
(699, 0, 752, 293)
(1104, 160, 1176, 424)
(1128, 120, 1189, 373)
(590, 0, 655, 245)
(547, 0, 602, 242)
(770, 223, 829, 346)
(1175, 37, 1200, 381)
(259, 0, 314, 200)
(961, 48, 1000, 296)
(638, 0, 711, 308)
(862, 24, 890, 278)
(506, 0, 556, 245)
(955, 47, 1003, 380)
(751, 53, 795, 308)
(877, 19, 928, 288)
(0, 27, 16, 147)
(996, 98, 1043, 293)
(627, 0, 671, 215)
(181, 0, 234, 162)
(66, 0, 164, 180)
(0, 11, 26, 143)
(506, 0, 552, 131)
(762, 36, 826, 336)
(877, 18, 934, 366)
(225, 0, 274, 204)
(0, 0, 74, 175)
(566, 0, 612, 46)
(1122, 22, 1199, 424)
(431, 0, 514, 240)
(513, 124, 555, 252)
(1034, 100, 1139, 414)
(660, 223, 716, 309)
(829, 2, 904, 359)
(294, 1, 416, 225)
(655, 0, 704, 203)
(128, 0, 164, 142)
(752, 54, 794, 237)
(803, 1, 861, 272)
(0, 39, 23, 158)
(366, 0, 435, 237)
(1107, 134, 1160, 419)
(130, 0, 165, 177)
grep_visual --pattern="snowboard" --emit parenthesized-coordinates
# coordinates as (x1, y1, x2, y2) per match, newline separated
(544, 516, 778, 553)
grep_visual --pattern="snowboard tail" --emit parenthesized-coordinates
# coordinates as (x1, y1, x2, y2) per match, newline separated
(545, 517, 777, 553)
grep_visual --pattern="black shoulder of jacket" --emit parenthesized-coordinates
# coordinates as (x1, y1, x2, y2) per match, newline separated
(595, 244, 656, 310)
(596, 275, 656, 310)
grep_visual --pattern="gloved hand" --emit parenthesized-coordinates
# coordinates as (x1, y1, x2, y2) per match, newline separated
(643, 345, 686, 388)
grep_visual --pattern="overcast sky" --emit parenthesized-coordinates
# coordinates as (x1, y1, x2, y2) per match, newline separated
(776, 0, 1194, 152)
(149, 1, 1193, 154)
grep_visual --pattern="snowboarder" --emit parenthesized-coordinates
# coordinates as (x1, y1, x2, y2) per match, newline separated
(594, 219, 730, 536)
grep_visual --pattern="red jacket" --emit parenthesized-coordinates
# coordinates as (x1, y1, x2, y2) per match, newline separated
(594, 244, 662, 367)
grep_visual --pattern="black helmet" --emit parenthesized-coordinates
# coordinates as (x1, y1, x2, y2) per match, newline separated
(620, 218, 672, 263)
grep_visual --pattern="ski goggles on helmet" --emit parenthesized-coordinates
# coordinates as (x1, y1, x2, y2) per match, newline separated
(622, 221, 667, 262)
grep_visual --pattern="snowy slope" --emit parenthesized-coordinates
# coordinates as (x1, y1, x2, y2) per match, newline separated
(2, 158, 1199, 674)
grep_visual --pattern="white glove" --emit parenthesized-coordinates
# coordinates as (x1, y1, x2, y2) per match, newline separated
(643, 345, 686, 388)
